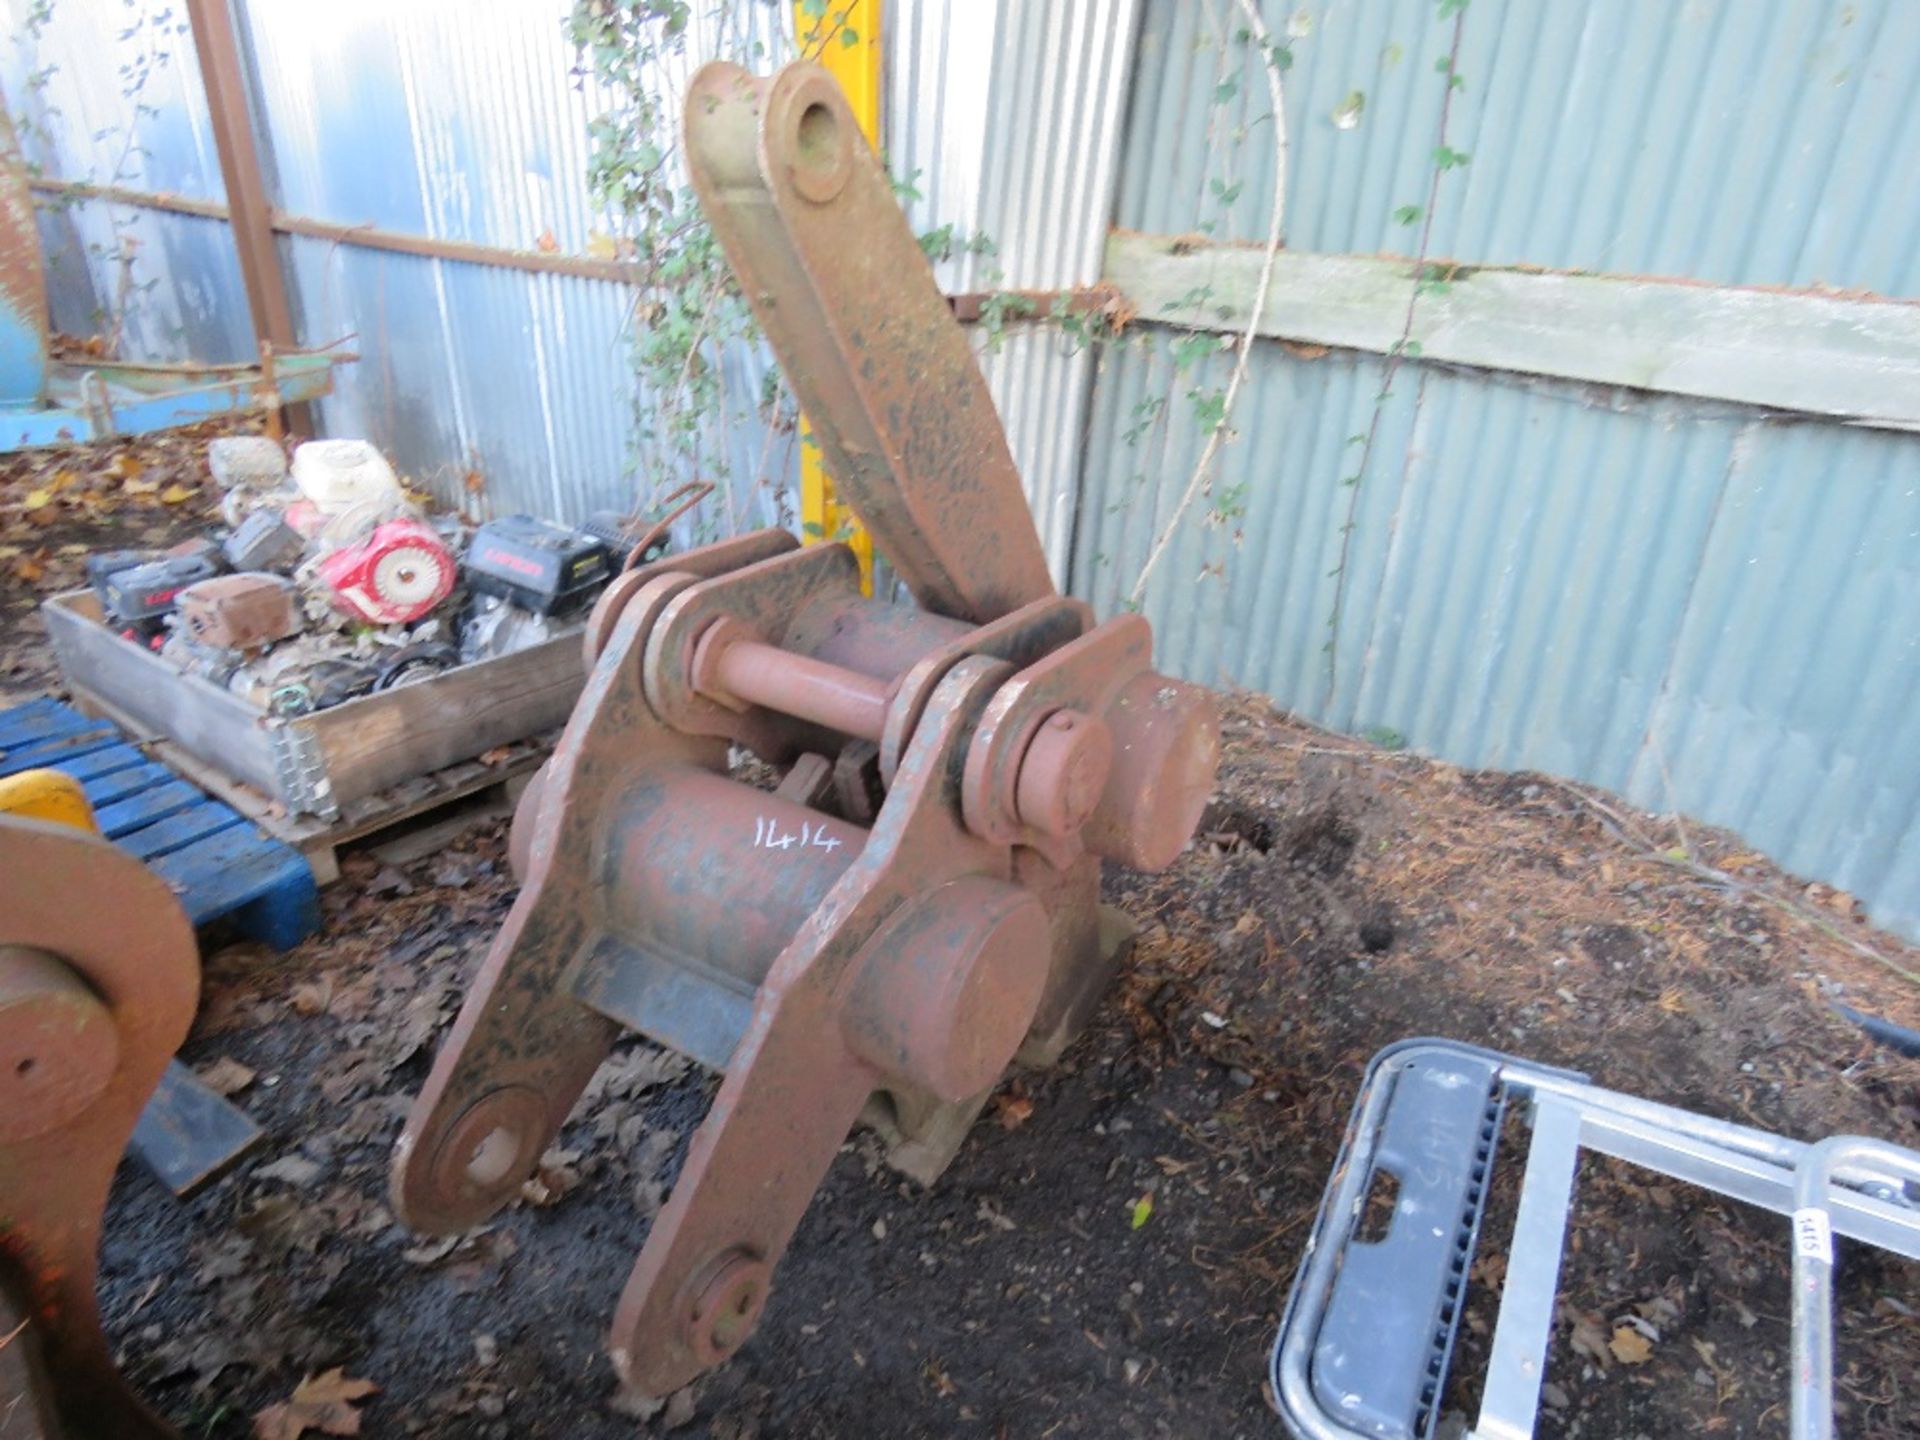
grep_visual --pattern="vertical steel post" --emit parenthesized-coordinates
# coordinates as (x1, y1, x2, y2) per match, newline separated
(792, 0, 882, 591)
(184, 0, 310, 433)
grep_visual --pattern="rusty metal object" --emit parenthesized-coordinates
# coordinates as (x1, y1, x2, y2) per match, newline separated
(176, 572, 301, 652)
(682, 61, 1054, 626)
(0, 816, 199, 1439)
(392, 59, 1220, 1398)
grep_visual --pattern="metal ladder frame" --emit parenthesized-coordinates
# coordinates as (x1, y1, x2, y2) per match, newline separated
(1271, 1039, 1920, 1440)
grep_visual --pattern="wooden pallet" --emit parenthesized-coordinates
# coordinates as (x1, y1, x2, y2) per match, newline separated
(68, 682, 552, 884)
(0, 697, 319, 950)
(0, 695, 305, 1195)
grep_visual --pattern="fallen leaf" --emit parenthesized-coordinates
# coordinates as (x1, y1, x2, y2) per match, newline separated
(1566, 1306, 1612, 1371)
(197, 1056, 257, 1096)
(520, 1147, 582, 1207)
(159, 483, 198, 505)
(12, 555, 45, 584)
(992, 1089, 1034, 1130)
(255, 1153, 324, 1187)
(975, 1199, 1017, 1232)
(1129, 1192, 1154, 1230)
(1608, 1324, 1654, 1365)
(290, 977, 333, 1016)
(122, 476, 160, 496)
(401, 1235, 461, 1266)
(254, 1367, 379, 1439)
(104, 453, 143, 480)
(22, 487, 52, 510)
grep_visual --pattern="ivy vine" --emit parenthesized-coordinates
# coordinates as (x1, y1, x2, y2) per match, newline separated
(1322, 0, 1472, 708)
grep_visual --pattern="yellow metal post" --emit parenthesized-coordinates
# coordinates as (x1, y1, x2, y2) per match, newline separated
(794, 0, 881, 591)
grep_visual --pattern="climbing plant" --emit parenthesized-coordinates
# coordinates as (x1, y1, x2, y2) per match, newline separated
(6, 0, 188, 355)
(565, 0, 786, 535)
(565, 0, 1001, 538)
(1321, 0, 1472, 707)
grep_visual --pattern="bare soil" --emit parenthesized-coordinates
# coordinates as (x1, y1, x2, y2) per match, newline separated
(3, 429, 1916, 1438)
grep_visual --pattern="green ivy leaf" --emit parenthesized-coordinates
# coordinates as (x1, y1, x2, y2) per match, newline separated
(1433, 145, 1471, 170)
(1130, 1193, 1154, 1230)
(839, 26, 859, 48)
(1392, 204, 1423, 226)
(1214, 77, 1239, 104)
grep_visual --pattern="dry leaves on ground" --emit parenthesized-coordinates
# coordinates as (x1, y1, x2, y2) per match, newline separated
(253, 1368, 379, 1439)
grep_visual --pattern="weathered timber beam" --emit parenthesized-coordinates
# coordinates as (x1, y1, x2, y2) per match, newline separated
(1104, 229, 1920, 431)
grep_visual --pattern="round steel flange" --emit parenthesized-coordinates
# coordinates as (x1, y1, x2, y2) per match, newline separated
(582, 568, 654, 667)
(0, 945, 119, 1143)
(0, 816, 198, 1439)
(763, 64, 854, 206)
(414, 1084, 550, 1229)
(684, 1248, 773, 1367)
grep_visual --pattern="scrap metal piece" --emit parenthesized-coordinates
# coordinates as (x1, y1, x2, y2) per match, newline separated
(0, 816, 199, 1439)
(176, 572, 301, 652)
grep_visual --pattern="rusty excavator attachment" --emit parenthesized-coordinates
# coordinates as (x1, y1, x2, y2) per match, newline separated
(390, 60, 1221, 1396)
(0, 815, 200, 1439)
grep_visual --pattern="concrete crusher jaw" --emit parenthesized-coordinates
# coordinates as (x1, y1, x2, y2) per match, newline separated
(389, 60, 1222, 1397)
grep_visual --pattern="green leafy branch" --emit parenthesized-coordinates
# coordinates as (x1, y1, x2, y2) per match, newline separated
(1322, 0, 1471, 708)
(1126, 0, 1291, 610)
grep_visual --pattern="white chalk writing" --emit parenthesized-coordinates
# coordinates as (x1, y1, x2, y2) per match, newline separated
(753, 816, 843, 854)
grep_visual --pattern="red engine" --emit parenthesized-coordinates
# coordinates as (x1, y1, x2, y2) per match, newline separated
(316, 519, 455, 626)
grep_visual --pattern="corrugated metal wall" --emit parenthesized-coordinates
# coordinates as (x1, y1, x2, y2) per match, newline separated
(9, 0, 1919, 937)
(5, 0, 1136, 571)
(888, 0, 1139, 577)
(246, 0, 795, 531)
(5, 0, 252, 364)
(1083, 0, 1920, 937)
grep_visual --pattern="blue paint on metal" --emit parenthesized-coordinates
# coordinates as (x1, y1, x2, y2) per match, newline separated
(0, 696, 320, 951)
(0, 352, 335, 452)
(0, 289, 43, 407)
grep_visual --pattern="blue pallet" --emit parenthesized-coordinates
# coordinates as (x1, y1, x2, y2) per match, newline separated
(1, 699, 319, 952)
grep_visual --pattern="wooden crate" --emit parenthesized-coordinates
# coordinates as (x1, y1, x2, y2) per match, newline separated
(43, 589, 585, 838)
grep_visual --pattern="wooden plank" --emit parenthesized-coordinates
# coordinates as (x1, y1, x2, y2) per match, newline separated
(82, 760, 174, 808)
(130, 1059, 266, 1196)
(304, 633, 583, 809)
(44, 592, 286, 799)
(1103, 230, 1920, 431)
(51, 591, 583, 819)
(94, 778, 204, 838)
(116, 800, 248, 861)
(0, 696, 88, 748)
(0, 725, 120, 775)
(148, 823, 309, 926)
(43, 741, 148, 784)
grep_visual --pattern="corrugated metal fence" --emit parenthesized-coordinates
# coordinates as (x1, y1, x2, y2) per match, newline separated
(2, 0, 1134, 571)
(1082, 0, 1920, 937)
(6, 0, 1919, 937)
